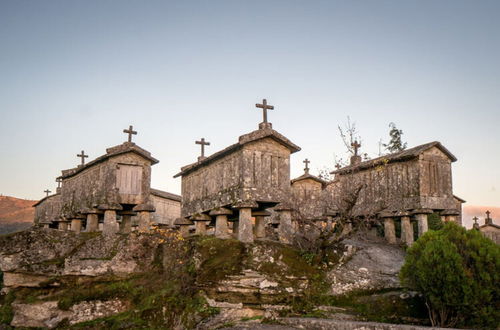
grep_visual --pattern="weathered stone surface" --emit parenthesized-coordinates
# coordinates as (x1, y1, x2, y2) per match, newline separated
(328, 231, 405, 295)
(2, 272, 50, 288)
(384, 218, 396, 244)
(11, 299, 128, 328)
(329, 142, 458, 217)
(238, 208, 254, 243)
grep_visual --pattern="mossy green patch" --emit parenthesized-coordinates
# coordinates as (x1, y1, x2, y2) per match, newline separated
(194, 236, 245, 284)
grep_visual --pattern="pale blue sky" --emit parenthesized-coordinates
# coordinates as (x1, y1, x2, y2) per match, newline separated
(0, 0, 499, 209)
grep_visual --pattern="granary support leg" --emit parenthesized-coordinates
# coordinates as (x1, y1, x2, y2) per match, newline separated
(71, 219, 82, 234)
(138, 211, 151, 232)
(275, 202, 294, 244)
(210, 208, 232, 239)
(215, 215, 229, 238)
(195, 221, 207, 235)
(58, 221, 68, 231)
(238, 208, 254, 243)
(120, 212, 134, 234)
(415, 214, 428, 237)
(103, 210, 119, 235)
(384, 217, 396, 244)
(86, 214, 99, 232)
(400, 215, 414, 246)
(254, 216, 266, 238)
(253, 210, 271, 239)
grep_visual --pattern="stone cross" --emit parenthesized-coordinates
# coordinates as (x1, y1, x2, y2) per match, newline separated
(44, 189, 51, 197)
(473, 216, 478, 224)
(486, 210, 491, 219)
(351, 140, 361, 156)
(77, 150, 88, 165)
(123, 125, 137, 143)
(303, 158, 310, 173)
(56, 177, 62, 188)
(255, 99, 274, 124)
(195, 138, 210, 158)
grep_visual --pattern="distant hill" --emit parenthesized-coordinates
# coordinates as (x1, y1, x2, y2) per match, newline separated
(0, 195, 36, 234)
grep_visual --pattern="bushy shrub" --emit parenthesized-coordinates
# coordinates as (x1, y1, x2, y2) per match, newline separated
(400, 222, 500, 328)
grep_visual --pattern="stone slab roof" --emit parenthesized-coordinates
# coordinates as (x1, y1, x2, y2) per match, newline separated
(61, 142, 159, 179)
(331, 141, 457, 175)
(150, 188, 182, 202)
(480, 223, 500, 230)
(33, 193, 60, 207)
(174, 128, 301, 178)
(291, 173, 328, 186)
(453, 195, 466, 203)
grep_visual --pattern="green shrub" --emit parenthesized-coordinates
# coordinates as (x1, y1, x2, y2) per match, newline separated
(427, 213, 443, 231)
(400, 222, 500, 328)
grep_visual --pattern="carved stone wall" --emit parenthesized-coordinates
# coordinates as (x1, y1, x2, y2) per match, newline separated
(34, 194, 62, 225)
(329, 146, 456, 216)
(181, 137, 292, 217)
(151, 195, 181, 225)
(60, 152, 152, 217)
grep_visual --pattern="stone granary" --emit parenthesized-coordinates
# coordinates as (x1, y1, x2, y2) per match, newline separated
(328, 141, 463, 245)
(475, 210, 500, 244)
(174, 99, 300, 243)
(34, 126, 181, 234)
(290, 158, 328, 222)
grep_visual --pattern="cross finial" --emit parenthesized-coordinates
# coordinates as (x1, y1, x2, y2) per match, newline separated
(303, 158, 310, 174)
(195, 138, 210, 161)
(76, 150, 88, 166)
(473, 216, 479, 224)
(351, 140, 361, 156)
(56, 177, 62, 188)
(486, 210, 491, 219)
(123, 125, 137, 143)
(44, 189, 51, 197)
(255, 99, 274, 125)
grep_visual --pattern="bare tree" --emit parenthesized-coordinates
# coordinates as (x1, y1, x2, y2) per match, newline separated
(338, 116, 362, 155)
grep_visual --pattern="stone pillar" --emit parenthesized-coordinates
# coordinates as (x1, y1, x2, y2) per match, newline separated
(133, 203, 155, 233)
(400, 213, 414, 246)
(120, 212, 135, 234)
(86, 213, 99, 232)
(275, 202, 294, 244)
(58, 221, 68, 231)
(253, 210, 271, 239)
(384, 217, 396, 244)
(71, 219, 82, 233)
(174, 217, 193, 237)
(195, 221, 207, 235)
(138, 211, 151, 231)
(210, 208, 233, 239)
(103, 210, 119, 235)
(191, 213, 212, 236)
(232, 201, 258, 243)
(414, 214, 428, 237)
(238, 208, 254, 243)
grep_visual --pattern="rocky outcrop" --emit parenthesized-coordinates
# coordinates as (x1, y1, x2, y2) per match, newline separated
(328, 231, 405, 295)
(0, 228, 422, 329)
(11, 299, 128, 328)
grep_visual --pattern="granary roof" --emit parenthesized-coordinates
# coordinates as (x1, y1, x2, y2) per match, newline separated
(150, 188, 182, 202)
(61, 142, 159, 179)
(453, 195, 466, 203)
(480, 222, 500, 230)
(174, 128, 301, 178)
(291, 173, 328, 186)
(33, 193, 60, 207)
(331, 141, 457, 175)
